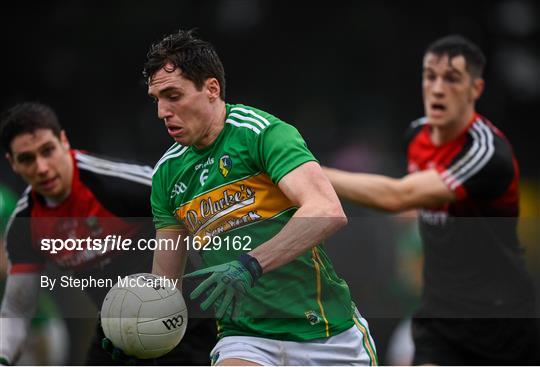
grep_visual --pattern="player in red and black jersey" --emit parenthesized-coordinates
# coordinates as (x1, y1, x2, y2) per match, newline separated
(0, 102, 215, 365)
(405, 113, 534, 319)
(324, 35, 539, 364)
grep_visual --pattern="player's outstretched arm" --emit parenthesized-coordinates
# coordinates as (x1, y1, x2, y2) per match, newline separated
(152, 227, 189, 290)
(322, 167, 455, 212)
(249, 161, 348, 273)
(0, 273, 40, 365)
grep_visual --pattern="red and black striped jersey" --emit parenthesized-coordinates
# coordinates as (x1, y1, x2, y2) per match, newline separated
(406, 113, 535, 317)
(3, 150, 217, 362)
(4, 150, 154, 304)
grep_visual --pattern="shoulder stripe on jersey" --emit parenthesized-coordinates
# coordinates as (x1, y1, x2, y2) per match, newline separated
(226, 118, 261, 134)
(230, 107, 271, 126)
(76, 152, 153, 180)
(3, 187, 31, 245)
(449, 121, 495, 188)
(410, 117, 428, 129)
(441, 120, 495, 189)
(153, 144, 185, 171)
(14, 192, 29, 211)
(76, 152, 154, 177)
(152, 145, 189, 176)
(160, 144, 183, 161)
(164, 143, 180, 155)
(13, 186, 31, 211)
(440, 122, 483, 181)
(14, 199, 28, 214)
(229, 112, 267, 130)
(442, 120, 491, 182)
(78, 162, 152, 186)
(440, 119, 487, 187)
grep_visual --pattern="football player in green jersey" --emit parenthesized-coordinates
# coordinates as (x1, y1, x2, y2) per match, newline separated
(143, 29, 378, 366)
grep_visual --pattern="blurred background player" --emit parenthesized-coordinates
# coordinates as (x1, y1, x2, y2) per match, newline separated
(142, 29, 378, 365)
(1, 184, 70, 366)
(0, 102, 215, 365)
(323, 35, 540, 365)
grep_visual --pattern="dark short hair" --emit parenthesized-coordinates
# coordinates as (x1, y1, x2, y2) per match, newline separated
(0, 102, 62, 154)
(425, 35, 486, 79)
(143, 29, 226, 100)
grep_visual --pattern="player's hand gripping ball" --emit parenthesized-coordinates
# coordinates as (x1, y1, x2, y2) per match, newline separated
(100, 273, 187, 359)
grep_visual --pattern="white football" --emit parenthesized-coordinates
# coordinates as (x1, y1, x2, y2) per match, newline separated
(100, 273, 187, 359)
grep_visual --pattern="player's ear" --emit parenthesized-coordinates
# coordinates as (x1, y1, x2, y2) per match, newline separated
(472, 78, 485, 101)
(59, 130, 71, 150)
(206, 78, 221, 102)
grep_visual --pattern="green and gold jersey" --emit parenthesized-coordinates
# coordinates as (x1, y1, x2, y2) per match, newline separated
(151, 103, 354, 341)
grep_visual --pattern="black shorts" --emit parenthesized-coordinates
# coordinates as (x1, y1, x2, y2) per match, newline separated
(412, 317, 540, 365)
(86, 317, 216, 365)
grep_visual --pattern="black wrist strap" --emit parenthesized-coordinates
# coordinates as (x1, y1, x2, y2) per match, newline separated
(238, 253, 263, 282)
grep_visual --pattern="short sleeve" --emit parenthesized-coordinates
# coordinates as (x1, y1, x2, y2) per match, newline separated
(256, 122, 318, 184)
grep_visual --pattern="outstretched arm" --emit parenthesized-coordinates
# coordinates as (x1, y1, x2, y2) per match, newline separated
(322, 167, 455, 212)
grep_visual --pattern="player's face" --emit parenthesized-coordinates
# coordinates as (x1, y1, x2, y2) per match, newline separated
(7, 129, 73, 201)
(422, 53, 484, 128)
(148, 64, 221, 148)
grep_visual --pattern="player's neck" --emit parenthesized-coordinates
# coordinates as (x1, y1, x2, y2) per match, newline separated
(430, 110, 475, 146)
(194, 101, 226, 150)
(43, 189, 71, 207)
